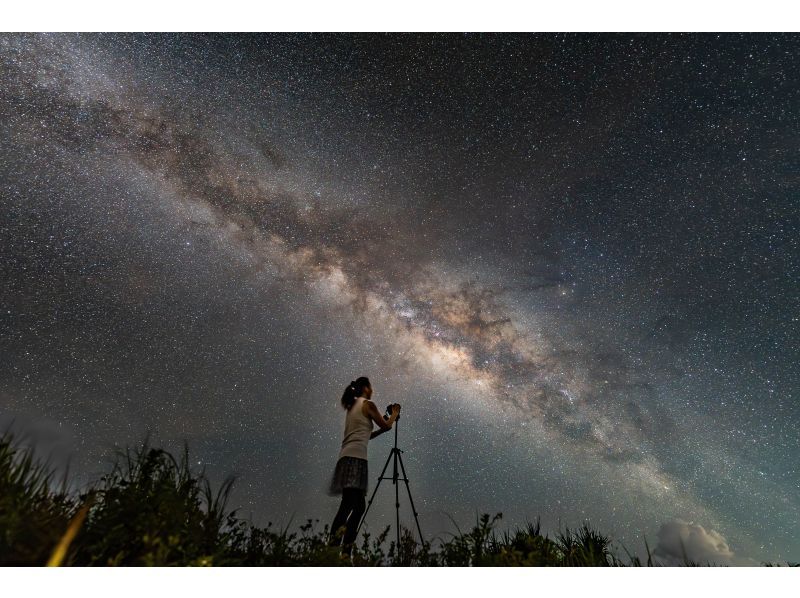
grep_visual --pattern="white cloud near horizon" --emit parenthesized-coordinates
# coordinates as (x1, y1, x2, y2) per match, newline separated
(652, 520, 757, 566)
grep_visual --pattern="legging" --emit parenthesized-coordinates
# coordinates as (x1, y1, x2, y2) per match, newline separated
(329, 487, 366, 549)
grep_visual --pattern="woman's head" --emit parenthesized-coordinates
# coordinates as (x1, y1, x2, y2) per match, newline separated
(341, 376, 371, 409)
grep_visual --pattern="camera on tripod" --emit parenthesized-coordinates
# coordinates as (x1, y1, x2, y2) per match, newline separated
(383, 404, 397, 420)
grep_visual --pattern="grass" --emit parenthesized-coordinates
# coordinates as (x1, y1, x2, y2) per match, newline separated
(0, 432, 793, 566)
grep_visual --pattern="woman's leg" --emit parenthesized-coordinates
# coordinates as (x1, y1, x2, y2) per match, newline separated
(341, 489, 366, 551)
(329, 489, 359, 546)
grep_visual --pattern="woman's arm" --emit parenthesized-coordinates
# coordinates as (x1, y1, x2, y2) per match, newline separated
(375, 404, 401, 438)
(364, 400, 399, 435)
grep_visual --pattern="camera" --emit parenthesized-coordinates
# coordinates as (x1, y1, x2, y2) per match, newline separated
(383, 404, 398, 420)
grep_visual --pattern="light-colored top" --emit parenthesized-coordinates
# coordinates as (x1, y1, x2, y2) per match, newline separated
(338, 396, 374, 460)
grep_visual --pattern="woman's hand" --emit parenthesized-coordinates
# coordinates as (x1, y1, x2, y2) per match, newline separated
(372, 404, 400, 438)
(365, 400, 395, 432)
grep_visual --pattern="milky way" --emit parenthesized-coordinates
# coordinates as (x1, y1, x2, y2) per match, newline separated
(1, 33, 798, 563)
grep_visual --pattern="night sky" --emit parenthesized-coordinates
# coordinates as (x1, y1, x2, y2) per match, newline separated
(1, 33, 798, 564)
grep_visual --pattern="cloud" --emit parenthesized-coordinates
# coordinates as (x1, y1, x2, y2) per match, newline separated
(652, 520, 757, 566)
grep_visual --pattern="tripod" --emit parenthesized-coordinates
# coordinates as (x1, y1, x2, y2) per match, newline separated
(356, 415, 424, 548)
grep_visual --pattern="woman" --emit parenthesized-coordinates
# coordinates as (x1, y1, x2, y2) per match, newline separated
(328, 376, 400, 553)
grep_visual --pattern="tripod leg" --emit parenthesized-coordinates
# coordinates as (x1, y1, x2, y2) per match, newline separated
(394, 449, 400, 549)
(396, 452, 424, 545)
(356, 449, 393, 538)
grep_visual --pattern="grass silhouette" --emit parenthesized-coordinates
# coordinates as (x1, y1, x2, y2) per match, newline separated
(0, 432, 793, 566)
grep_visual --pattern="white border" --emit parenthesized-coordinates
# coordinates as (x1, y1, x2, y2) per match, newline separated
(1, 1, 799, 32)
(2, 566, 799, 597)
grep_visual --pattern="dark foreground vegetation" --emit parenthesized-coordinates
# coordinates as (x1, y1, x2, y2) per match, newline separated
(0, 432, 788, 566)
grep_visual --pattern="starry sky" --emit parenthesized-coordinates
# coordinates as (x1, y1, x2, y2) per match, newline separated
(1, 33, 798, 563)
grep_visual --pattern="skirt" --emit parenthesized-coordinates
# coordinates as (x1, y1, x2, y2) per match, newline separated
(328, 456, 368, 496)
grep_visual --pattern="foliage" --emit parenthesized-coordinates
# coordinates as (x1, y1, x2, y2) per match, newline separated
(0, 433, 76, 565)
(72, 442, 236, 565)
(0, 432, 788, 567)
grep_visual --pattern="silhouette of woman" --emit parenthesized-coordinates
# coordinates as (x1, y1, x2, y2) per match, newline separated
(328, 376, 400, 554)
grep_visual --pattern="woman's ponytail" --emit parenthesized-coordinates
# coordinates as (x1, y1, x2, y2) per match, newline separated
(340, 376, 371, 410)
